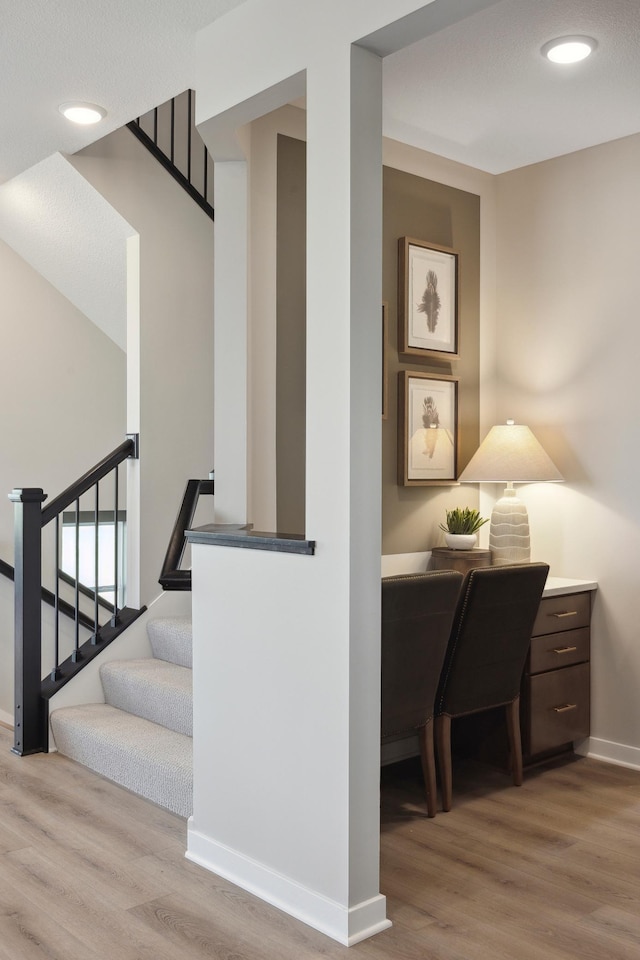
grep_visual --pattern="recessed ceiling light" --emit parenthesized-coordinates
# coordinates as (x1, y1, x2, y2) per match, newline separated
(59, 101, 107, 125)
(541, 36, 597, 64)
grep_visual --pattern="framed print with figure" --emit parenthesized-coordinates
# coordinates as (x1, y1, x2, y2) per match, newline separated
(398, 237, 459, 359)
(398, 370, 458, 485)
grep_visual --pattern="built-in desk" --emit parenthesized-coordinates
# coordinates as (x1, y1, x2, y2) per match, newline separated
(380, 568, 597, 769)
(522, 577, 596, 764)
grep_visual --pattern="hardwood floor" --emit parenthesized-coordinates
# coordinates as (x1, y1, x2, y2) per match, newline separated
(0, 725, 639, 959)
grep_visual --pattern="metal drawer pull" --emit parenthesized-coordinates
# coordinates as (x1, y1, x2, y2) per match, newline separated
(553, 645, 578, 655)
(553, 703, 578, 713)
(550, 610, 578, 618)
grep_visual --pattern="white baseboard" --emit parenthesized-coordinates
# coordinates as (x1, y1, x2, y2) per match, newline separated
(575, 737, 640, 771)
(186, 822, 391, 946)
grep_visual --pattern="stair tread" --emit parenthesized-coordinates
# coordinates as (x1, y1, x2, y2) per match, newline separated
(100, 659, 192, 736)
(101, 657, 192, 689)
(51, 703, 192, 817)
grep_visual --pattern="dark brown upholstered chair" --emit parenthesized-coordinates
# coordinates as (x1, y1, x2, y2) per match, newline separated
(435, 562, 549, 812)
(381, 570, 463, 817)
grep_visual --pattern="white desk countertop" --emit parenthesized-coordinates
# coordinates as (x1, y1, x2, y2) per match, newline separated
(542, 576, 597, 597)
(381, 554, 597, 597)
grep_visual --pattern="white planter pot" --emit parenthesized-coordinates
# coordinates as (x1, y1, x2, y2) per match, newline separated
(444, 533, 477, 550)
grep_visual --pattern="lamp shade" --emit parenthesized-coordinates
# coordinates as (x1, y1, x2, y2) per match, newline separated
(458, 423, 563, 483)
(458, 421, 563, 565)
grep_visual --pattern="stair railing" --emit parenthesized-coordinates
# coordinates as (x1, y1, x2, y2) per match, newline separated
(159, 478, 214, 590)
(10, 435, 145, 756)
(127, 89, 214, 221)
(0, 557, 95, 630)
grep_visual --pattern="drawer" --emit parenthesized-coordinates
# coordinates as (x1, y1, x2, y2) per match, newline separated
(528, 626, 590, 675)
(525, 662, 590, 756)
(532, 592, 591, 637)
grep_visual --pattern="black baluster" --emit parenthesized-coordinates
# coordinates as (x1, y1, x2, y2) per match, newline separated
(203, 142, 208, 204)
(187, 89, 192, 185)
(92, 482, 99, 643)
(170, 97, 175, 164)
(52, 515, 61, 679)
(111, 467, 119, 626)
(72, 497, 82, 663)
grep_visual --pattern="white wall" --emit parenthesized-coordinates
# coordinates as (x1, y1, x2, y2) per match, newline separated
(70, 128, 215, 606)
(0, 238, 126, 717)
(496, 133, 640, 765)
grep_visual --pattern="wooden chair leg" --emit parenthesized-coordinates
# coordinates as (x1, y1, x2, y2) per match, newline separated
(506, 697, 524, 787)
(435, 714, 453, 812)
(418, 717, 437, 818)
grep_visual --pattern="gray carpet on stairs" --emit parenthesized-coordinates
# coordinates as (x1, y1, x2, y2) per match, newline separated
(50, 616, 194, 818)
(51, 703, 192, 817)
(147, 617, 192, 668)
(100, 658, 192, 736)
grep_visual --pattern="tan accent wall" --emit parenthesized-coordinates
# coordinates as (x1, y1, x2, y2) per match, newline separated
(276, 135, 307, 534)
(382, 166, 480, 554)
(276, 138, 481, 550)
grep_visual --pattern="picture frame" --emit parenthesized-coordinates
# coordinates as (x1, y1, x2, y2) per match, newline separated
(382, 301, 389, 420)
(398, 370, 458, 486)
(398, 237, 459, 359)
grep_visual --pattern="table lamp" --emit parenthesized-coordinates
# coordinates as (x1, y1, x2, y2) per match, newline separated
(458, 420, 563, 565)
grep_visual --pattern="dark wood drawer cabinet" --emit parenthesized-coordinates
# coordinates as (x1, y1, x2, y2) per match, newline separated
(521, 591, 593, 762)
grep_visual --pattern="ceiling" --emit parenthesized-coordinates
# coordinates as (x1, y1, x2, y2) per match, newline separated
(383, 0, 640, 173)
(1, 0, 639, 184)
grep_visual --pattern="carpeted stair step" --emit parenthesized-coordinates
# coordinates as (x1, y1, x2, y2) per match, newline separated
(100, 658, 192, 736)
(147, 617, 192, 668)
(50, 703, 192, 817)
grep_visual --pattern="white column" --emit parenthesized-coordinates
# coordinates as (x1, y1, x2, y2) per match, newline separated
(188, 44, 386, 946)
(305, 42, 384, 916)
(213, 160, 248, 523)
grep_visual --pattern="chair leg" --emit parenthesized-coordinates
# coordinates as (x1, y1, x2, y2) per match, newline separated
(418, 718, 437, 818)
(435, 714, 453, 812)
(505, 697, 524, 787)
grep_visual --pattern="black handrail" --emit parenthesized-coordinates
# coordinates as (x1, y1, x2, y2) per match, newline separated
(10, 435, 144, 756)
(159, 479, 214, 590)
(41, 439, 136, 526)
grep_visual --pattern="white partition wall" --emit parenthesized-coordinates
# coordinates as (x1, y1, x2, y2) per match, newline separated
(189, 0, 503, 945)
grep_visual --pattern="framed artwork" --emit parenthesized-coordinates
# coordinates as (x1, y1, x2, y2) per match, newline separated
(398, 237, 459, 359)
(398, 370, 458, 486)
(382, 301, 389, 420)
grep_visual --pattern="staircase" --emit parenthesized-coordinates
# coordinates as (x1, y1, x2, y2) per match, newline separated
(50, 617, 193, 817)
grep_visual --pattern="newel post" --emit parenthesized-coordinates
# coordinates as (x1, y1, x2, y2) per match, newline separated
(9, 488, 47, 755)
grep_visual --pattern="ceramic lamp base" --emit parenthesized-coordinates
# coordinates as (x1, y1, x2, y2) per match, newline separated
(489, 487, 530, 565)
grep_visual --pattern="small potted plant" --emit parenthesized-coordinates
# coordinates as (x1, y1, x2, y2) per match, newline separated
(439, 507, 489, 550)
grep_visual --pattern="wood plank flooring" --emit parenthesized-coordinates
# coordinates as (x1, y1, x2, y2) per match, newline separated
(0, 725, 639, 959)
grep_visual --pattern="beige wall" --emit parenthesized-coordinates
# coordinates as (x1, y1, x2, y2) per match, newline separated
(274, 131, 495, 553)
(71, 128, 215, 606)
(0, 238, 126, 718)
(496, 133, 640, 760)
